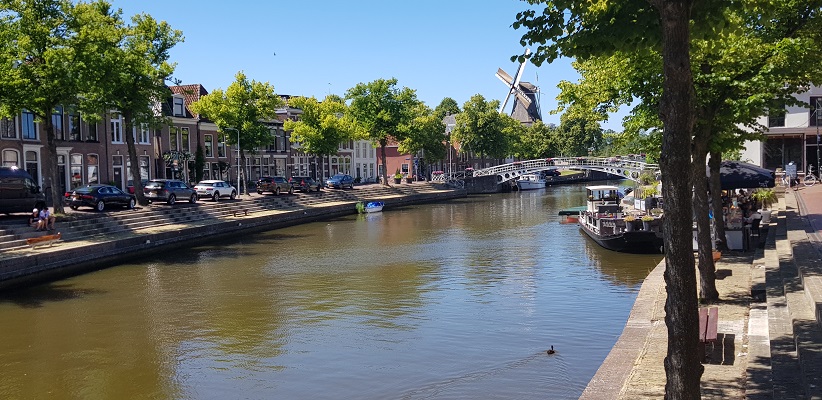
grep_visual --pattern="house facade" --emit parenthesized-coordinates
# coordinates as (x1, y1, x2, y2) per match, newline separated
(0, 84, 380, 204)
(742, 85, 822, 173)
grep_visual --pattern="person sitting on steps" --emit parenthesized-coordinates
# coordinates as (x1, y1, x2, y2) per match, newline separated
(29, 208, 39, 228)
(37, 207, 56, 231)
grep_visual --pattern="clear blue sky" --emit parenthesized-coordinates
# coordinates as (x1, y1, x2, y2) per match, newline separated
(118, 0, 625, 130)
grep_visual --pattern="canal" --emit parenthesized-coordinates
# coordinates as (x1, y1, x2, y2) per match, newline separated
(0, 182, 662, 399)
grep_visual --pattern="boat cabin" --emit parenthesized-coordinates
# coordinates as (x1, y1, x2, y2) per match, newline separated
(586, 185, 623, 216)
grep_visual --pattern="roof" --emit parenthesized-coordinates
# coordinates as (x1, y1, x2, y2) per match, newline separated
(586, 185, 620, 191)
(169, 84, 209, 119)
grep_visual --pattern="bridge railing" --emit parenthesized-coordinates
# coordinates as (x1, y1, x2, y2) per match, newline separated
(431, 156, 659, 184)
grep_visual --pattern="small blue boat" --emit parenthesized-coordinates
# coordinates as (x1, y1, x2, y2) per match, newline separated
(364, 201, 384, 213)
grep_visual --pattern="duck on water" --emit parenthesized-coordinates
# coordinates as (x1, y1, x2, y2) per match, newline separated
(573, 185, 664, 254)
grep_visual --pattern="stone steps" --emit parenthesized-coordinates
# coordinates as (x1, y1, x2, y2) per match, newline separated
(763, 193, 822, 399)
(0, 183, 450, 252)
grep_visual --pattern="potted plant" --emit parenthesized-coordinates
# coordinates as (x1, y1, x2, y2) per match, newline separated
(752, 188, 776, 223)
(405, 174, 413, 183)
(393, 170, 403, 184)
(624, 215, 637, 231)
(641, 215, 654, 230)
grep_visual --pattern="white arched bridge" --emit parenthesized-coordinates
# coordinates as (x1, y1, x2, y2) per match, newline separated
(432, 156, 660, 185)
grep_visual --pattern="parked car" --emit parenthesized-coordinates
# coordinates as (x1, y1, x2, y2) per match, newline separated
(288, 176, 320, 192)
(256, 176, 293, 195)
(0, 166, 46, 214)
(143, 179, 198, 205)
(544, 169, 561, 177)
(326, 174, 354, 189)
(67, 184, 136, 211)
(126, 179, 149, 195)
(194, 180, 237, 201)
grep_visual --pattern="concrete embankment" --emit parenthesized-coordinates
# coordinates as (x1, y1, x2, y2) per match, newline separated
(0, 183, 466, 290)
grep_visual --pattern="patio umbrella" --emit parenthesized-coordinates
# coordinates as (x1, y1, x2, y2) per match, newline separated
(707, 161, 775, 190)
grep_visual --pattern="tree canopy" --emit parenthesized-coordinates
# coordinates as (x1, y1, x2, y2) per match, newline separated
(284, 95, 354, 159)
(346, 78, 420, 185)
(190, 71, 283, 194)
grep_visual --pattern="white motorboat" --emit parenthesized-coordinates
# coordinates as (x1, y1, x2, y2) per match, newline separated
(516, 174, 546, 190)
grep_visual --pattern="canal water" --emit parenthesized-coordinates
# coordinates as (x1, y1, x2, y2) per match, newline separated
(0, 182, 662, 399)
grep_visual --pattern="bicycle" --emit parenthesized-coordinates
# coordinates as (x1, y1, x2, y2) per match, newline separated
(804, 165, 818, 187)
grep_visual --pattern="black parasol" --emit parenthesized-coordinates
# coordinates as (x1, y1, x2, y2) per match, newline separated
(707, 161, 775, 190)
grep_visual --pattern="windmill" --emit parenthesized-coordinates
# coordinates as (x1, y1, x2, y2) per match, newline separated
(496, 48, 542, 125)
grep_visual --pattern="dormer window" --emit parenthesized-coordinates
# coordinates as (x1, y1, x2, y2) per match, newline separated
(172, 96, 185, 117)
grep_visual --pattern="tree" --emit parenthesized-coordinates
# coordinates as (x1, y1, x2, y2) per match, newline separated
(452, 94, 514, 165)
(0, 0, 118, 213)
(346, 78, 420, 186)
(514, 0, 707, 396)
(397, 104, 447, 180)
(512, 120, 557, 160)
(189, 71, 283, 195)
(194, 143, 205, 183)
(536, 0, 822, 302)
(88, 11, 183, 206)
(433, 97, 460, 120)
(283, 95, 355, 180)
(556, 114, 603, 157)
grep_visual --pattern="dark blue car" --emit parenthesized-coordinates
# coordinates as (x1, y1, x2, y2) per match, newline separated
(326, 174, 354, 189)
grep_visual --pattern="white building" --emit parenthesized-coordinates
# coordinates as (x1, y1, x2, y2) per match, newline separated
(742, 85, 822, 173)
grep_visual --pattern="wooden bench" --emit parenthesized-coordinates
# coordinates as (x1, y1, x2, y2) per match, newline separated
(698, 307, 719, 362)
(26, 232, 62, 249)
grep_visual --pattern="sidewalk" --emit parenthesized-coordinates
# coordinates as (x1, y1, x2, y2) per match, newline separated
(582, 183, 822, 399)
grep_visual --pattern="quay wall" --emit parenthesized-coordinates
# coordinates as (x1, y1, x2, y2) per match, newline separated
(0, 190, 465, 290)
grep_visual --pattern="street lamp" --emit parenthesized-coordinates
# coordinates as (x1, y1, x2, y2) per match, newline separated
(816, 99, 821, 175)
(224, 127, 241, 195)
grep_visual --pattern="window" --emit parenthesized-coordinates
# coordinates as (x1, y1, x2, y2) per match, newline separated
(68, 108, 81, 141)
(211, 162, 221, 179)
(111, 113, 123, 143)
(21, 109, 36, 140)
(768, 100, 786, 128)
(2, 149, 20, 167)
(181, 127, 189, 152)
(173, 97, 185, 116)
(217, 134, 226, 157)
(25, 151, 39, 183)
(169, 127, 179, 151)
(1, 117, 16, 139)
(52, 106, 64, 140)
(205, 134, 213, 157)
(203, 162, 211, 180)
(811, 97, 822, 127)
(134, 123, 150, 144)
(87, 154, 99, 184)
(70, 153, 83, 188)
(401, 163, 409, 174)
(87, 121, 98, 141)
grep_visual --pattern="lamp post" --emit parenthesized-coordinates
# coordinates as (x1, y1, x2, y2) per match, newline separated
(224, 127, 241, 195)
(816, 99, 821, 175)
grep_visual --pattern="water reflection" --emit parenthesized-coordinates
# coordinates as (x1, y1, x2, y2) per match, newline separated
(0, 182, 662, 399)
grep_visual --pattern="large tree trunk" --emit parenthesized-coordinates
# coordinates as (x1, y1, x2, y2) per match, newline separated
(651, 0, 705, 397)
(692, 125, 718, 302)
(124, 111, 148, 206)
(708, 151, 727, 250)
(40, 110, 63, 214)
(380, 138, 389, 186)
